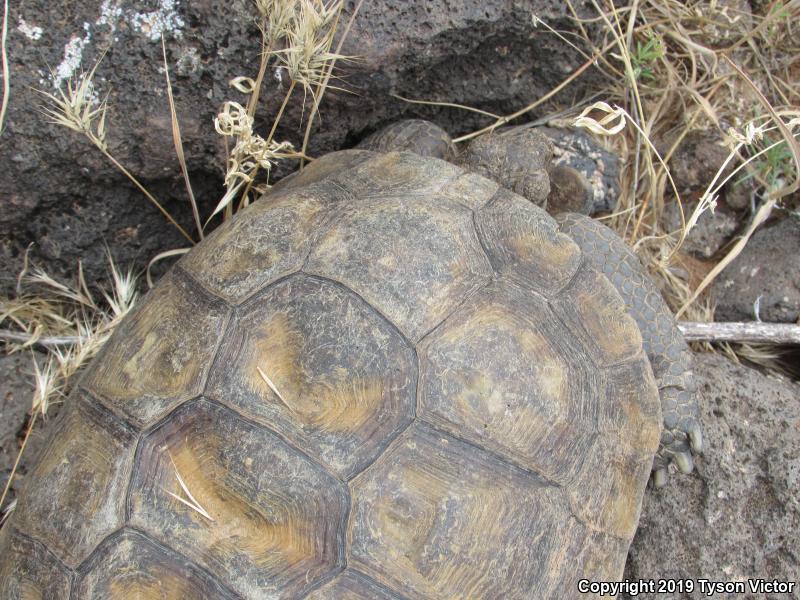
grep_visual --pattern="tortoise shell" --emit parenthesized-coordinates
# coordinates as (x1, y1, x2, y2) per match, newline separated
(0, 151, 661, 599)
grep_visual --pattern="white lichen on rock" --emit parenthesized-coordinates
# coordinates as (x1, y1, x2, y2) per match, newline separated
(130, 0, 185, 42)
(54, 33, 92, 89)
(50, 0, 185, 88)
(17, 17, 44, 40)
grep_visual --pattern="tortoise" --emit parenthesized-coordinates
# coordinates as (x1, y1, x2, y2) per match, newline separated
(0, 120, 701, 599)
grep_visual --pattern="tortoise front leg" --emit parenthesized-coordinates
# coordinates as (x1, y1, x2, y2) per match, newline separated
(556, 212, 703, 486)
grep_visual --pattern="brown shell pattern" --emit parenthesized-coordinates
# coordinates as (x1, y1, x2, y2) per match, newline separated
(0, 151, 660, 599)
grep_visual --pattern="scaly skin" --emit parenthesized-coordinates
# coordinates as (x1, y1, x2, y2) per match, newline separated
(556, 213, 702, 485)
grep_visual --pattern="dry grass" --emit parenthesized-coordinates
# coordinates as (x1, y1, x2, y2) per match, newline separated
(561, 0, 799, 324)
(214, 0, 355, 214)
(561, 0, 800, 374)
(0, 254, 138, 514)
(38, 61, 195, 244)
(0, 0, 9, 135)
(1, 0, 359, 518)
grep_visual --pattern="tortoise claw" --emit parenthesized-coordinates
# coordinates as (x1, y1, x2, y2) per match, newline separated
(688, 426, 703, 453)
(653, 468, 668, 488)
(674, 450, 694, 474)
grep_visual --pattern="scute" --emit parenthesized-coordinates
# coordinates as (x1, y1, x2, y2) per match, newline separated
(305, 187, 492, 342)
(348, 423, 624, 599)
(476, 189, 582, 296)
(75, 529, 239, 599)
(270, 149, 375, 194)
(306, 570, 404, 599)
(602, 357, 662, 454)
(83, 270, 229, 427)
(551, 261, 643, 367)
(418, 279, 599, 485)
(206, 274, 416, 478)
(128, 398, 348, 600)
(437, 171, 500, 211)
(9, 394, 136, 567)
(563, 356, 661, 540)
(0, 528, 72, 599)
(327, 151, 462, 201)
(179, 185, 344, 303)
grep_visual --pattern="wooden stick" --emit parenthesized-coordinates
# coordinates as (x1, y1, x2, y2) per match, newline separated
(679, 322, 800, 345)
(0, 330, 83, 347)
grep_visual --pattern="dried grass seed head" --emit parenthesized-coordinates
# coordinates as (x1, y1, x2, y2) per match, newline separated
(214, 101, 295, 187)
(273, 0, 344, 92)
(38, 61, 109, 148)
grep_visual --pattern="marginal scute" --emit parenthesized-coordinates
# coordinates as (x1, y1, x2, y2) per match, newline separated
(437, 171, 499, 211)
(476, 189, 582, 296)
(348, 424, 623, 598)
(10, 395, 136, 567)
(270, 149, 375, 194)
(418, 280, 599, 485)
(207, 274, 416, 478)
(566, 435, 656, 540)
(603, 357, 662, 455)
(75, 529, 239, 599)
(557, 357, 660, 541)
(83, 271, 229, 427)
(0, 528, 72, 599)
(536, 521, 630, 597)
(551, 262, 643, 367)
(305, 190, 492, 342)
(306, 570, 403, 600)
(128, 398, 347, 600)
(329, 151, 462, 200)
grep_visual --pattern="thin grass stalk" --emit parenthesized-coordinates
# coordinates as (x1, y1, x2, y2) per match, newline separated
(98, 146, 194, 243)
(0, 0, 8, 134)
(453, 54, 600, 144)
(266, 79, 296, 145)
(677, 197, 776, 318)
(391, 93, 501, 119)
(0, 412, 38, 514)
(599, 0, 660, 240)
(246, 32, 273, 119)
(162, 37, 202, 241)
(299, 0, 364, 168)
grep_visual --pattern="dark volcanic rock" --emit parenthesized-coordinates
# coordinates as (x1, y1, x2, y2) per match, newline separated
(666, 130, 733, 196)
(624, 352, 800, 599)
(1, 0, 599, 292)
(663, 200, 739, 259)
(712, 216, 800, 323)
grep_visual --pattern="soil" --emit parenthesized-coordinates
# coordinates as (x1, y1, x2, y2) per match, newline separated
(625, 352, 800, 599)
